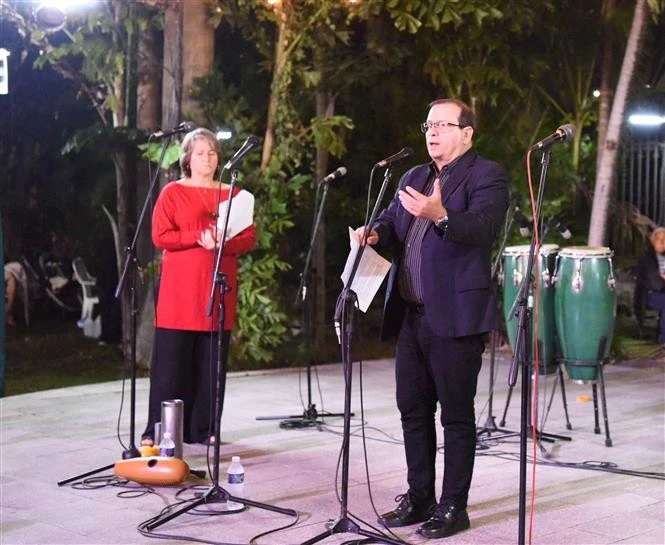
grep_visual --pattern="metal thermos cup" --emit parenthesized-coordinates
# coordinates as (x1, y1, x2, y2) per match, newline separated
(161, 399, 184, 459)
(153, 421, 162, 446)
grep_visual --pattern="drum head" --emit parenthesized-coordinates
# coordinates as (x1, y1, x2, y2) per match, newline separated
(539, 244, 560, 256)
(558, 246, 612, 258)
(503, 244, 532, 256)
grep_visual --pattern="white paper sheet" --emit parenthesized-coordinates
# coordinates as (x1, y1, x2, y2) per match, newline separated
(340, 226, 392, 312)
(217, 189, 255, 238)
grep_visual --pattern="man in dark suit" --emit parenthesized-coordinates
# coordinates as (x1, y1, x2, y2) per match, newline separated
(357, 98, 509, 539)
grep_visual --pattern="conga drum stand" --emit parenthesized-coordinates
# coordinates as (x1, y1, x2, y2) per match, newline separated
(560, 338, 613, 447)
(499, 344, 573, 437)
(499, 368, 572, 439)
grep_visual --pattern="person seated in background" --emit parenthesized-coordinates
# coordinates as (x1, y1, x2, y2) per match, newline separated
(4, 259, 28, 326)
(634, 226, 665, 344)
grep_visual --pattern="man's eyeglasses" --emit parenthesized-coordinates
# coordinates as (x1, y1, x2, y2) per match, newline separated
(420, 120, 463, 133)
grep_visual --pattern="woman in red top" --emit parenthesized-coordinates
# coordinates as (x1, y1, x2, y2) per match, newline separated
(142, 128, 256, 446)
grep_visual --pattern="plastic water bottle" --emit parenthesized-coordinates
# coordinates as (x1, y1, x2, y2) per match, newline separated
(159, 432, 176, 457)
(225, 456, 245, 510)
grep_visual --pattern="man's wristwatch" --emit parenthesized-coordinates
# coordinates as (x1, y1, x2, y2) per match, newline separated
(434, 215, 448, 231)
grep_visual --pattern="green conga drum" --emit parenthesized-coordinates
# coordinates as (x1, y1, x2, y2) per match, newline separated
(502, 244, 559, 375)
(553, 246, 617, 383)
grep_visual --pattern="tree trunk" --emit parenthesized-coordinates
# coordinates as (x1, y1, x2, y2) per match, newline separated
(588, 0, 648, 247)
(313, 90, 335, 355)
(135, 25, 162, 368)
(162, 0, 183, 159)
(596, 0, 616, 177)
(181, 1, 214, 125)
(111, 0, 127, 128)
(113, 150, 133, 357)
(261, 9, 289, 169)
(107, 1, 133, 360)
(137, 28, 161, 132)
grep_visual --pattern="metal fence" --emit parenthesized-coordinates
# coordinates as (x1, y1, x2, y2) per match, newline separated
(618, 137, 665, 226)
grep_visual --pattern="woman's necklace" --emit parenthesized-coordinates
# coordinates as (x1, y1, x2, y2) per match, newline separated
(194, 185, 218, 219)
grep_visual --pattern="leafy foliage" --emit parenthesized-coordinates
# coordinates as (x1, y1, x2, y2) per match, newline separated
(138, 142, 181, 170)
(3, 0, 663, 370)
(190, 69, 308, 365)
(195, 2, 366, 365)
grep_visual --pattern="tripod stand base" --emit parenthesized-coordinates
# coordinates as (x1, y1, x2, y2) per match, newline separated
(279, 418, 320, 429)
(146, 483, 297, 531)
(531, 427, 571, 443)
(57, 463, 115, 487)
(477, 425, 570, 444)
(301, 516, 407, 545)
(57, 447, 142, 486)
(477, 427, 520, 442)
(192, 486, 246, 513)
(256, 404, 351, 428)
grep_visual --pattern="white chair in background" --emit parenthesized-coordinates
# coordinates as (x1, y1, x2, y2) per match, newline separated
(71, 257, 100, 338)
(4, 261, 30, 326)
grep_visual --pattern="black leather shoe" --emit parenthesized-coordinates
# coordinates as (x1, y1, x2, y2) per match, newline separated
(417, 503, 470, 539)
(378, 493, 436, 528)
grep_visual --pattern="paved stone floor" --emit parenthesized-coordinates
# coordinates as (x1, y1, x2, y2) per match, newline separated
(1, 352, 664, 545)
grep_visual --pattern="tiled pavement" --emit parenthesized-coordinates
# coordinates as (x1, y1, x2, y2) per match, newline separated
(1, 352, 663, 545)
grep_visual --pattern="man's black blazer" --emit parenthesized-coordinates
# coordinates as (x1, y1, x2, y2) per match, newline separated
(374, 149, 510, 340)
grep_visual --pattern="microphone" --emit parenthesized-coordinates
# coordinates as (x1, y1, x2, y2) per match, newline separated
(151, 121, 196, 138)
(320, 166, 348, 184)
(547, 218, 572, 239)
(529, 123, 576, 151)
(223, 135, 261, 170)
(334, 296, 344, 345)
(514, 207, 531, 237)
(376, 147, 414, 168)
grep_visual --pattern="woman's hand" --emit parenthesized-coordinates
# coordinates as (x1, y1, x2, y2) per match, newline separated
(197, 227, 234, 250)
(197, 229, 216, 250)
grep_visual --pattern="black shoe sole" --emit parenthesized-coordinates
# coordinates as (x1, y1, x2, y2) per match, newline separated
(417, 517, 470, 539)
(379, 515, 431, 528)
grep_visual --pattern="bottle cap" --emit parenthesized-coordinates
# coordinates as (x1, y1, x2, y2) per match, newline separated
(231, 455, 240, 463)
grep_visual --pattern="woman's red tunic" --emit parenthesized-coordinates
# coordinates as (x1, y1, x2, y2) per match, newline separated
(152, 182, 256, 332)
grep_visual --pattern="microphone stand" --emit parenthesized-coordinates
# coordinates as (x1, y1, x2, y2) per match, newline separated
(255, 177, 347, 427)
(476, 210, 520, 442)
(146, 169, 296, 530)
(57, 134, 173, 486)
(497, 221, 573, 439)
(300, 166, 406, 545)
(507, 148, 570, 545)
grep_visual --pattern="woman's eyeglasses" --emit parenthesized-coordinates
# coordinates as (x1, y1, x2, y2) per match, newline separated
(420, 120, 463, 134)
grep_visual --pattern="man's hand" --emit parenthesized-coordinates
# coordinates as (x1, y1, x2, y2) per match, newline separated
(398, 178, 445, 221)
(354, 226, 379, 245)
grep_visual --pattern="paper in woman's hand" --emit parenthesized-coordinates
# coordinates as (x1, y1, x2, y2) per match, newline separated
(217, 190, 255, 238)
